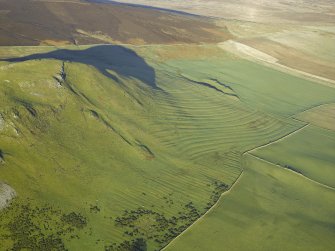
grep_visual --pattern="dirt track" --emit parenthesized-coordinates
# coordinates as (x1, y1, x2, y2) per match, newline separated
(161, 170, 244, 250)
(219, 40, 335, 88)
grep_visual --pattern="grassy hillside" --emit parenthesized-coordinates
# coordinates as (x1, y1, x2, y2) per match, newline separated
(0, 44, 335, 250)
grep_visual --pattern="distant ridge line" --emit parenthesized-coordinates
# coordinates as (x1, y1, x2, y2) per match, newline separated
(85, 0, 205, 18)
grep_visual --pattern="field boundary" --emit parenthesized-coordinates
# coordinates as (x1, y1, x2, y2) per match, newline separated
(161, 169, 244, 250)
(248, 153, 335, 191)
(161, 121, 312, 250)
(248, 123, 309, 153)
(292, 101, 335, 119)
(247, 121, 335, 190)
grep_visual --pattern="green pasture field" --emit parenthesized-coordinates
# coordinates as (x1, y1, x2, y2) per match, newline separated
(165, 154, 335, 251)
(296, 103, 335, 131)
(252, 125, 335, 188)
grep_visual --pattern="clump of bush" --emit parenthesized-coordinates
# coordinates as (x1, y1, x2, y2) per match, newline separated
(61, 212, 87, 229)
(0, 200, 87, 251)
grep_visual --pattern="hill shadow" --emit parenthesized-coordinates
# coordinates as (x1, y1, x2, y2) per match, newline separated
(1, 45, 157, 88)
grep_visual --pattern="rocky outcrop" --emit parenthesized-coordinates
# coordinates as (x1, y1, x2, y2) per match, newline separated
(0, 183, 16, 210)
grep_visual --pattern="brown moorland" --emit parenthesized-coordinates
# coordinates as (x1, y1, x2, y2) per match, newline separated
(0, 0, 232, 46)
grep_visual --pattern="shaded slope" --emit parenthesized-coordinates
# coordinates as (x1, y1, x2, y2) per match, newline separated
(1, 45, 157, 88)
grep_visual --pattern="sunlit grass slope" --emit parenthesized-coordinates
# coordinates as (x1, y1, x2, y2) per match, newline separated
(0, 44, 335, 250)
(159, 56, 335, 116)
